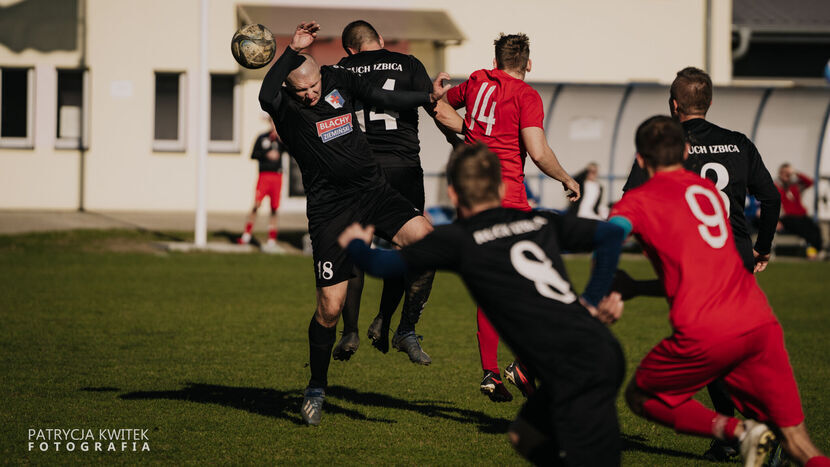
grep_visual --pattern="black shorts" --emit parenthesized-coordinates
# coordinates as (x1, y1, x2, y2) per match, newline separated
(516, 325, 624, 466)
(381, 166, 425, 212)
(308, 183, 420, 287)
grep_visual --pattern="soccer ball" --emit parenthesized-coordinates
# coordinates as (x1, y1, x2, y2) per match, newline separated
(231, 24, 276, 69)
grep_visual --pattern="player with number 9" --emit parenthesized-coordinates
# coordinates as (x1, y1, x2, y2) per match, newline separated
(435, 32, 581, 402)
(608, 116, 828, 467)
(619, 67, 782, 461)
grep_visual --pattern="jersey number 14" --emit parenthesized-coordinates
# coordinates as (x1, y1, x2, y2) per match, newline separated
(468, 82, 497, 135)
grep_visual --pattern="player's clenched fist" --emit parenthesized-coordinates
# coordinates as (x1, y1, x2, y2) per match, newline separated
(596, 292, 623, 324)
(338, 223, 375, 248)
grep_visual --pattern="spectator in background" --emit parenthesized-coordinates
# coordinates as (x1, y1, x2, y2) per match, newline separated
(568, 162, 607, 220)
(776, 163, 823, 259)
(239, 118, 285, 252)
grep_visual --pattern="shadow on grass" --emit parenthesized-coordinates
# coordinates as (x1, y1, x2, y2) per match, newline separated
(91, 382, 509, 432)
(110, 383, 392, 426)
(621, 433, 700, 461)
(326, 385, 510, 434)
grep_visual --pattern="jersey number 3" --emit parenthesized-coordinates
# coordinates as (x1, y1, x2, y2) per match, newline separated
(685, 185, 728, 249)
(510, 240, 576, 303)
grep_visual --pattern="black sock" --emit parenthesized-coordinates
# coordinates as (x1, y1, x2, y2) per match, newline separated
(396, 270, 434, 334)
(378, 276, 405, 325)
(341, 270, 363, 334)
(308, 316, 336, 389)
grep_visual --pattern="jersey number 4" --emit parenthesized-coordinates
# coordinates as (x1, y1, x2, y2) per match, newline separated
(510, 240, 576, 303)
(356, 79, 399, 131)
(468, 82, 497, 135)
(685, 184, 728, 249)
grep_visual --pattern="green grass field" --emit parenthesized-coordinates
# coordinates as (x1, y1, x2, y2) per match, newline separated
(1, 230, 828, 465)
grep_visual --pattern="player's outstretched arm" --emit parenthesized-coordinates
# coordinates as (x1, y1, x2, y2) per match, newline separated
(579, 220, 626, 312)
(521, 127, 580, 201)
(338, 224, 409, 278)
(611, 269, 665, 300)
(432, 100, 464, 135)
(351, 72, 451, 112)
(257, 21, 319, 112)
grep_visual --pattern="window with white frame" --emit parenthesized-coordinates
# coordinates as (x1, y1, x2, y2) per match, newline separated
(56, 69, 89, 149)
(209, 73, 239, 152)
(0, 67, 34, 148)
(153, 71, 186, 151)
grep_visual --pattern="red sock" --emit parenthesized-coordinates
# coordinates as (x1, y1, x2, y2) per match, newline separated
(244, 222, 253, 234)
(642, 398, 737, 439)
(476, 307, 500, 373)
(806, 457, 830, 467)
(268, 229, 277, 240)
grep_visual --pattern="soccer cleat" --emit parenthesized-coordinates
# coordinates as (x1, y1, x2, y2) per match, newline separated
(504, 361, 536, 397)
(767, 440, 790, 467)
(703, 438, 739, 462)
(739, 420, 775, 467)
(238, 232, 252, 245)
(301, 387, 325, 426)
(261, 239, 282, 254)
(391, 331, 431, 365)
(332, 331, 360, 361)
(480, 370, 513, 402)
(367, 314, 390, 354)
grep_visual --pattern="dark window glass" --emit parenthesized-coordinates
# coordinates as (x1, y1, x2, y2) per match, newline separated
(154, 73, 180, 140)
(1, 68, 28, 138)
(210, 74, 235, 141)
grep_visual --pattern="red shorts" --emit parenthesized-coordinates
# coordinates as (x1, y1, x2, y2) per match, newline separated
(635, 322, 804, 428)
(255, 172, 282, 210)
(501, 199, 531, 212)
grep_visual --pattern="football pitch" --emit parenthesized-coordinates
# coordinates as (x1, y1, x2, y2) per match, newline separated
(1, 230, 828, 465)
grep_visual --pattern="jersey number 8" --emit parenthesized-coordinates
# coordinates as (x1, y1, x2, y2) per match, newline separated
(685, 185, 728, 249)
(510, 240, 576, 303)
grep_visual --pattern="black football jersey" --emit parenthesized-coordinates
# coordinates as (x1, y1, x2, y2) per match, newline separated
(399, 208, 613, 378)
(259, 48, 430, 217)
(622, 118, 780, 256)
(250, 132, 284, 173)
(337, 49, 431, 168)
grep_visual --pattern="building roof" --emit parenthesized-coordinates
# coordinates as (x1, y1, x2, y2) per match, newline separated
(733, 0, 830, 33)
(237, 5, 464, 43)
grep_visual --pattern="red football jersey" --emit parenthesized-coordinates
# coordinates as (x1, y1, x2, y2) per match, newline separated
(610, 169, 776, 345)
(446, 69, 544, 209)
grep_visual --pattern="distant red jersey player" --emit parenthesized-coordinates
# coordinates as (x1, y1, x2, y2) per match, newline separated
(607, 116, 828, 467)
(438, 33, 580, 402)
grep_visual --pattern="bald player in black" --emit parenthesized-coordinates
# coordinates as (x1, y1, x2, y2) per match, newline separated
(258, 21, 451, 426)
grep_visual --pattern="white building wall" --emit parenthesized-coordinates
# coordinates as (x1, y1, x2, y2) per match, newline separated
(0, 0, 731, 214)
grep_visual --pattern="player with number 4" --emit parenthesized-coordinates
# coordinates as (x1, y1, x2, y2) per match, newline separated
(435, 33, 581, 402)
(607, 116, 828, 467)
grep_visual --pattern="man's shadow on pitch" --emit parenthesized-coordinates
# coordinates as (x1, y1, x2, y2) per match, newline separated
(107, 383, 508, 432)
